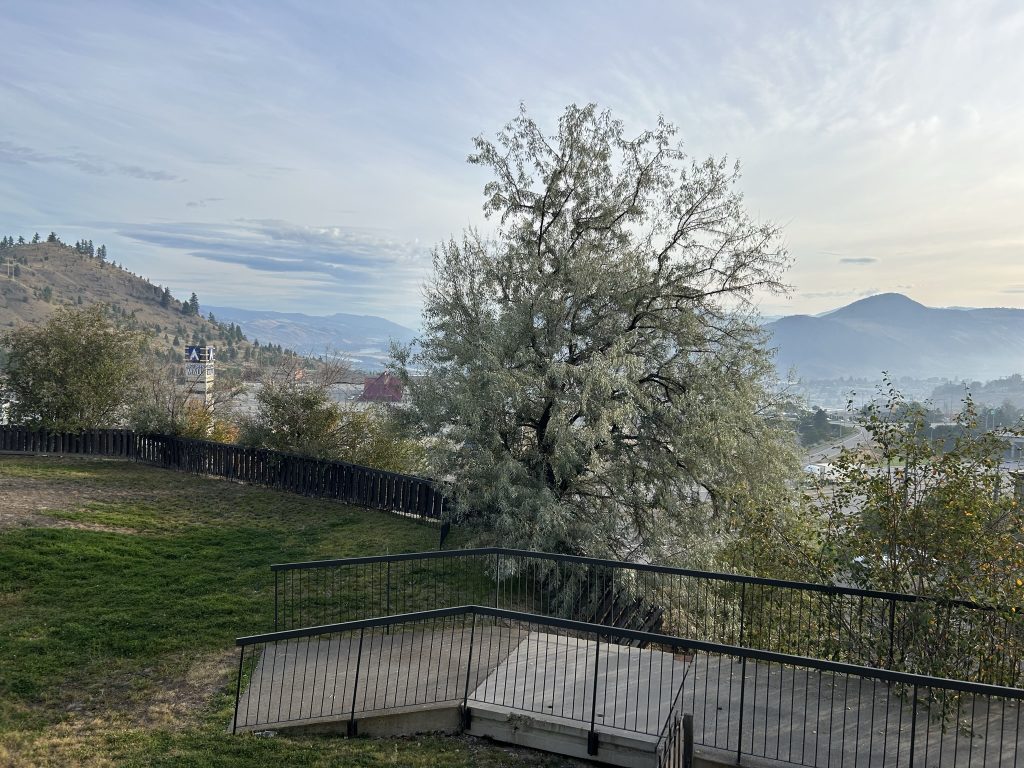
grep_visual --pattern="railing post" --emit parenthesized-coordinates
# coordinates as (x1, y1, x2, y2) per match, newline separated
(385, 561, 393, 622)
(738, 582, 747, 646)
(274, 571, 279, 632)
(493, 551, 500, 609)
(683, 712, 694, 768)
(908, 683, 918, 768)
(461, 611, 477, 729)
(887, 598, 897, 669)
(232, 646, 245, 734)
(348, 628, 364, 737)
(736, 655, 747, 764)
(588, 632, 601, 756)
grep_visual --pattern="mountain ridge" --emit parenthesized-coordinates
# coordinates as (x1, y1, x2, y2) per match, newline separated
(204, 305, 416, 371)
(766, 293, 1024, 380)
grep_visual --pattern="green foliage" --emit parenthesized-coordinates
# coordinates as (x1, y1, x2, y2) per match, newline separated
(1, 304, 146, 430)
(238, 378, 343, 458)
(815, 380, 1024, 683)
(395, 103, 798, 562)
(238, 370, 424, 474)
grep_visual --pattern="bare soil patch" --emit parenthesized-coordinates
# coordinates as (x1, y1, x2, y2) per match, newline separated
(0, 460, 157, 533)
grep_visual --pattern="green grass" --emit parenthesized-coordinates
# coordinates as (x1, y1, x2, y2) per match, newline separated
(0, 456, 565, 767)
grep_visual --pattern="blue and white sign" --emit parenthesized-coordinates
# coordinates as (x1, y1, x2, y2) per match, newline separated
(185, 346, 202, 362)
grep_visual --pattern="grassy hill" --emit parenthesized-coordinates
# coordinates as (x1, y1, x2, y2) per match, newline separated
(0, 237, 294, 377)
(0, 455, 563, 767)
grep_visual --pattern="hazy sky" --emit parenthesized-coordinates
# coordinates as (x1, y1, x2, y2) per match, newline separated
(2, 0, 1022, 327)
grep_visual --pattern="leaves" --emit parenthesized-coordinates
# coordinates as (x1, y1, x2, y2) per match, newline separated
(396, 104, 797, 563)
(1, 304, 146, 430)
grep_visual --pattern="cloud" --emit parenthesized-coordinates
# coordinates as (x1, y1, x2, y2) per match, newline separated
(0, 140, 183, 182)
(839, 257, 879, 264)
(115, 218, 432, 290)
(185, 197, 225, 208)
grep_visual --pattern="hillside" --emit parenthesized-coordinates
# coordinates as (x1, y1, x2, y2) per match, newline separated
(206, 305, 416, 371)
(766, 293, 1024, 380)
(0, 237, 294, 374)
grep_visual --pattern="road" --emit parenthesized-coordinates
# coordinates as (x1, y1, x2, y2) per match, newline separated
(803, 426, 870, 465)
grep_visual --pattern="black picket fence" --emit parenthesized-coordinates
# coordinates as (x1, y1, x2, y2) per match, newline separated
(0, 425, 135, 456)
(0, 426, 449, 533)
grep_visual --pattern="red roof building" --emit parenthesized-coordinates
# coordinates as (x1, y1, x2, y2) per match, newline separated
(361, 373, 403, 402)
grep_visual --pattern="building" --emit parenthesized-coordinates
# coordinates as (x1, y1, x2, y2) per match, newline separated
(360, 373, 403, 402)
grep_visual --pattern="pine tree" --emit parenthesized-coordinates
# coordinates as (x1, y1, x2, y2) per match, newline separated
(32, 233, 40, 244)
(188, 292, 200, 315)
(46, 232, 58, 243)
(160, 287, 171, 308)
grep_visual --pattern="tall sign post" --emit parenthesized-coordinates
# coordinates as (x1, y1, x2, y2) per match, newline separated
(184, 345, 215, 406)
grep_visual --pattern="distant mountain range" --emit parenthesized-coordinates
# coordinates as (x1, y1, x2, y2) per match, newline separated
(205, 306, 416, 371)
(766, 293, 1024, 380)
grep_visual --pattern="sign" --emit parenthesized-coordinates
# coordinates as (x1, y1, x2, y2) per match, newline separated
(183, 345, 215, 407)
(185, 346, 216, 362)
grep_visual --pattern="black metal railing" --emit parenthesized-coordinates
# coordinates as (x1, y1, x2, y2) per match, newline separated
(0, 426, 448, 529)
(233, 605, 1024, 767)
(272, 548, 1024, 687)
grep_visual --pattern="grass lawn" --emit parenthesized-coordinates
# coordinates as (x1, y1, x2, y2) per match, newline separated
(0, 456, 569, 767)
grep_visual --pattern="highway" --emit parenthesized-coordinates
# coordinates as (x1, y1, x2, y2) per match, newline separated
(803, 425, 870, 465)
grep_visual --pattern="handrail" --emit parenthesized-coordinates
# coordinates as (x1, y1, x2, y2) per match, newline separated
(269, 546, 1020, 613)
(237, 604, 1024, 699)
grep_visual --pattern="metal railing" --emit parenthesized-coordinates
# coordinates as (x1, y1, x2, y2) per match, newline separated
(271, 548, 1024, 687)
(233, 605, 1024, 767)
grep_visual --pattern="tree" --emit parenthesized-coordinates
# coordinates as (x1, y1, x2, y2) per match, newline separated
(46, 232, 59, 243)
(131, 359, 241, 440)
(96, 244, 107, 261)
(393, 104, 796, 562)
(814, 381, 1024, 684)
(1, 305, 146, 430)
(31, 233, 40, 244)
(238, 359, 424, 473)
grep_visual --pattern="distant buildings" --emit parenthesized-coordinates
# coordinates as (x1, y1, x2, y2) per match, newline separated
(361, 373, 403, 402)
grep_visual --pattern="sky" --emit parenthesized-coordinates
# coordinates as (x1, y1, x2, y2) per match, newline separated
(1, 0, 1022, 328)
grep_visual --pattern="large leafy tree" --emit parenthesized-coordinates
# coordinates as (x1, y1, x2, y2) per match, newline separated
(1, 304, 146, 430)
(395, 104, 798, 562)
(819, 385, 1024, 681)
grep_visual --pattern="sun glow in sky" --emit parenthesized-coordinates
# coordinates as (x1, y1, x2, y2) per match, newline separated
(2, 0, 1022, 327)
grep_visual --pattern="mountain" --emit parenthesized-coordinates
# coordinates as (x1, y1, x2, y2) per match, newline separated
(0, 239, 293, 373)
(205, 306, 416, 371)
(766, 293, 1024, 380)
